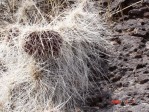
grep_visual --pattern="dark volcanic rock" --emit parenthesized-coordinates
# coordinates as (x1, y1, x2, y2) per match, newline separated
(100, 0, 149, 112)
(138, 75, 149, 84)
(82, 0, 149, 111)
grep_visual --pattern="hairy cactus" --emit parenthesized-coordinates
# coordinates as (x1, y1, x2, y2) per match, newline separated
(24, 31, 63, 58)
(0, 0, 111, 112)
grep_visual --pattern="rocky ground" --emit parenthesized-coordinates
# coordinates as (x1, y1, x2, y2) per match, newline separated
(81, 0, 149, 112)
(109, 0, 149, 111)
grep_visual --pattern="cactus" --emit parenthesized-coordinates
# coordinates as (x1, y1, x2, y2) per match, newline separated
(0, 0, 111, 111)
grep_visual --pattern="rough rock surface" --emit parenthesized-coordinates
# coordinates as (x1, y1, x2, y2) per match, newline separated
(105, 0, 149, 111)
(81, 0, 149, 112)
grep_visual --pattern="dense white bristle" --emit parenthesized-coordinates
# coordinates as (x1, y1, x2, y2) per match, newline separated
(0, 0, 111, 111)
